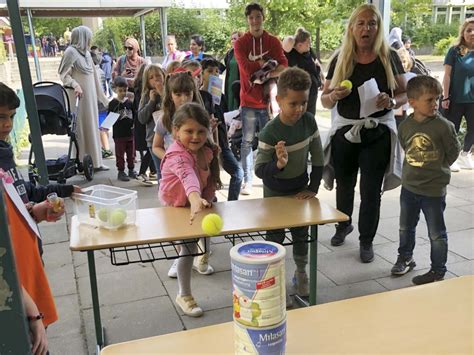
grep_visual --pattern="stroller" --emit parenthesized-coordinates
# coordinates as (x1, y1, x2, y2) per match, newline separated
(28, 82, 94, 184)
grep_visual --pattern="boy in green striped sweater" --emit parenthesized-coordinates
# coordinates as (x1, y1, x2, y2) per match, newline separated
(255, 67, 324, 298)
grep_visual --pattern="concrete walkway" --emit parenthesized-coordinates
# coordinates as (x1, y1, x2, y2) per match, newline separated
(18, 109, 472, 354)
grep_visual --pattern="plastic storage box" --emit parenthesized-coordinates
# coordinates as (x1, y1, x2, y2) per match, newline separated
(73, 185, 137, 229)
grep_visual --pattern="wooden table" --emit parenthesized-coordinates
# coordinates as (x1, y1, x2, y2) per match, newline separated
(101, 276, 474, 354)
(70, 196, 348, 352)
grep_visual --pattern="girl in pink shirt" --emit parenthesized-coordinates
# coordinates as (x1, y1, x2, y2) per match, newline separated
(159, 102, 221, 317)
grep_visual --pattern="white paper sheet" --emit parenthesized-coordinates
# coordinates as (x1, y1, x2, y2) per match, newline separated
(100, 112, 120, 130)
(358, 78, 381, 118)
(4, 182, 41, 239)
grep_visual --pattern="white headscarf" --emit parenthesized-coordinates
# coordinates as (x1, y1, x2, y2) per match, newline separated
(59, 25, 94, 75)
(388, 27, 403, 47)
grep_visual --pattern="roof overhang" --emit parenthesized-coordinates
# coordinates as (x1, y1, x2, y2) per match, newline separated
(0, 0, 172, 17)
(0, 0, 229, 17)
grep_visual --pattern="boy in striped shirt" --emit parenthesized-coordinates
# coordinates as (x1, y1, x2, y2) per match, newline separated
(255, 67, 324, 298)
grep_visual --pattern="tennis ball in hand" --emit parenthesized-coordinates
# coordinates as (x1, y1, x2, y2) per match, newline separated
(97, 208, 110, 222)
(340, 80, 353, 90)
(110, 208, 127, 227)
(201, 213, 223, 236)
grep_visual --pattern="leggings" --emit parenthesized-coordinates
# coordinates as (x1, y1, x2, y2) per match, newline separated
(446, 102, 474, 152)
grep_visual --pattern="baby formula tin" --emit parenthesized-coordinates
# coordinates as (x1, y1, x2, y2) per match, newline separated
(230, 242, 286, 327)
(234, 317, 286, 355)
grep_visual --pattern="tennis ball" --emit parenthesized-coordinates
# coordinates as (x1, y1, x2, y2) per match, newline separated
(97, 208, 110, 222)
(110, 208, 127, 227)
(340, 80, 353, 90)
(201, 213, 223, 236)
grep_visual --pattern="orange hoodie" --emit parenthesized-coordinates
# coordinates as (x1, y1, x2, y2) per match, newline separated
(5, 194, 58, 327)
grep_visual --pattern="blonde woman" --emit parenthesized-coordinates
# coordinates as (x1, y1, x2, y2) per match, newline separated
(321, 4, 407, 263)
(442, 17, 474, 170)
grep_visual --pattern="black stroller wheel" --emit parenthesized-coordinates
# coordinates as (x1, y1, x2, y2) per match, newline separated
(83, 155, 94, 181)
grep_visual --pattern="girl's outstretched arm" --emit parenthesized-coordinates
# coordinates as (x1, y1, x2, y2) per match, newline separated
(188, 191, 210, 224)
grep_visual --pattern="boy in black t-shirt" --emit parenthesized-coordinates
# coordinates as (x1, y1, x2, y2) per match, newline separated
(109, 77, 136, 181)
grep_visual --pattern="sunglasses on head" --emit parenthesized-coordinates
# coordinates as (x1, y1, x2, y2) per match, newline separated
(124, 46, 134, 51)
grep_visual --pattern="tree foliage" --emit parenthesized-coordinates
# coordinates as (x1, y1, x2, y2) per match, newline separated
(23, 17, 81, 38)
(26, 0, 462, 59)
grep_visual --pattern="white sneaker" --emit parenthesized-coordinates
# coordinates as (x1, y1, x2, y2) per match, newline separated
(450, 161, 461, 172)
(168, 259, 178, 278)
(240, 183, 252, 195)
(192, 253, 215, 275)
(137, 173, 153, 186)
(175, 295, 203, 317)
(457, 152, 474, 170)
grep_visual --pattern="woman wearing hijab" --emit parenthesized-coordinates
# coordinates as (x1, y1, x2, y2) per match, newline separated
(388, 27, 403, 50)
(58, 25, 109, 170)
(113, 37, 146, 89)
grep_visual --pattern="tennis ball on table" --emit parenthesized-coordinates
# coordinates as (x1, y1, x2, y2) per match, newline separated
(109, 208, 127, 227)
(97, 208, 110, 222)
(340, 80, 353, 90)
(201, 213, 223, 236)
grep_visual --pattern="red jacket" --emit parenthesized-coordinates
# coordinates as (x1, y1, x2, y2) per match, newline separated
(234, 31, 288, 109)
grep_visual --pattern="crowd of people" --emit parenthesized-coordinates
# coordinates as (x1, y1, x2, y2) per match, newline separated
(1, 2, 473, 353)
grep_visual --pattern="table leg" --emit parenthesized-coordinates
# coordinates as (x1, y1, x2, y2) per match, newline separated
(294, 225, 318, 307)
(87, 250, 104, 350)
(309, 224, 318, 306)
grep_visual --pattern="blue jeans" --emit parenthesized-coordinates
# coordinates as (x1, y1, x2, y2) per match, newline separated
(149, 147, 162, 182)
(398, 187, 448, 275)
(240, 106, 269, 186)
(220, 146, 243, 200)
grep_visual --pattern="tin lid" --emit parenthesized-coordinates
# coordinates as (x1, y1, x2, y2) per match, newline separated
(230, 241, 286, 264)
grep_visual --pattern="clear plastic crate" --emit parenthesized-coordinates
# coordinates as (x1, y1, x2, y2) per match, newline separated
(73, 185, 137, 229)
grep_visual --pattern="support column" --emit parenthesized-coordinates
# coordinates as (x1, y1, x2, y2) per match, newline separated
(7, 0, 48, 185)
(26, 8, 41, 82)
(369, 0, 391, 38)
(159, 7, 168, 56)
(140, 15, 147, 58)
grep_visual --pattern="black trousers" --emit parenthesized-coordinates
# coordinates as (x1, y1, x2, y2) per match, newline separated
(138, 149, 156, 176)
(445, 102, 474, 152)
(331, 125, 391, 245)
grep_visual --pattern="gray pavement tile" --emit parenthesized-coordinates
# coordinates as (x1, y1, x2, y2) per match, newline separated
(163, 270, 233, 312)
(83, 296, 182, 354)
(457, 204, 473, 215)
(448, 260, 474, 276)
(316, 246, 395, 285)
(46, 262, 77, 297)
(374, 240, 467, 271)
(181, 306, 234, 330)
(446, 192, 473, 208)
(316, 280, 388, 304)
(48, 334, 87, 355)
(444, 207, 474, 232)
(449, 171, 474, 189)
(43, 241, 73, 267)
(449, 185, 474, 202)
(72, 249, 145, 278)
(47, 293, 83, 339)
(375, 270, 457, 291)
(448, 229, 474, 259)
(78, 266, 166, 309)
(39, 223, 70, 244)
